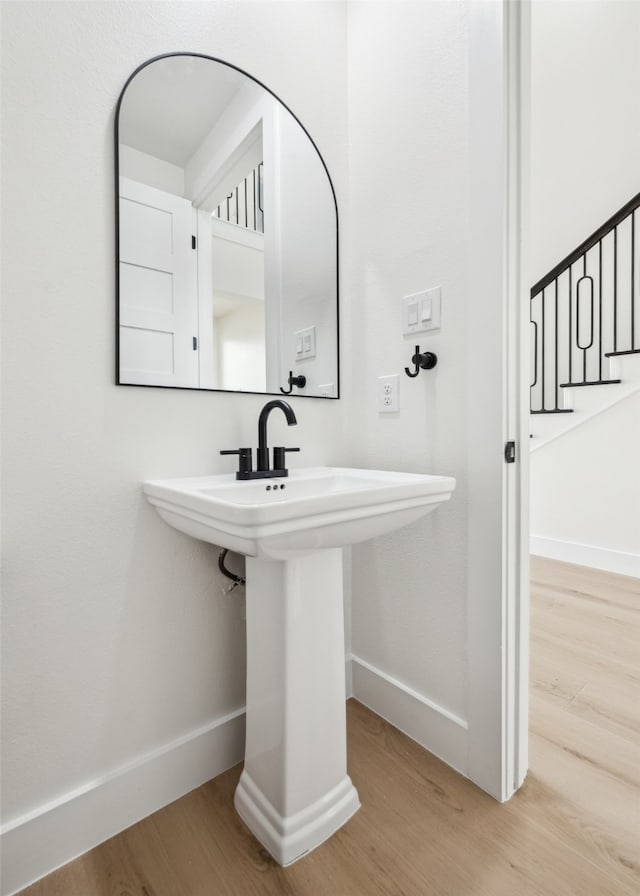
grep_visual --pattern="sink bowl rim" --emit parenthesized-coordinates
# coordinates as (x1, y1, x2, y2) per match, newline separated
(142, 466, 456, 558)
(143, 466, 456, 521)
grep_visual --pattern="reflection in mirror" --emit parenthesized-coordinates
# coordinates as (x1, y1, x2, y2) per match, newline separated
(116, 54, 339, 398)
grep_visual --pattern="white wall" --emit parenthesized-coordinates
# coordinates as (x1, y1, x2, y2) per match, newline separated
(531, 0, 640, 282)
(216, 301, 266, 392)
(530, 0, 640, 573)
(119, 144, 185, 196)
(0, 2, 348, 892)
(346, 1, 470, 757)
(211, 223, 265, 302)
(530, 391, 640, 577)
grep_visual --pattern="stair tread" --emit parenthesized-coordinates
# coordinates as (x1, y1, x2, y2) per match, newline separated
(531, 409, 574, 415)
(559, 379, 622, 388)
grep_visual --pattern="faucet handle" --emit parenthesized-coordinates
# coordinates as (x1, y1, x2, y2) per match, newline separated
(220, 447, 253, 476)
(273, 446, 300, 472)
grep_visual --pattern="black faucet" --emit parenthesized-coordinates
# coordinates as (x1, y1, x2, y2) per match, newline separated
(220, 399, 300, 480)
(257, 399, 297, 472)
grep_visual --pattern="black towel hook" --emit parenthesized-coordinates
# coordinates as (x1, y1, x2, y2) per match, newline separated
(405, 345, 437, 378)
(280, 371, 307, 394)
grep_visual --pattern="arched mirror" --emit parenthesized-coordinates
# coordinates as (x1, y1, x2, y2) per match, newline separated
(115, 54, 339, 398)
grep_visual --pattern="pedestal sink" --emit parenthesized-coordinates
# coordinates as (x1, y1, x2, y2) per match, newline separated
(143, 466, 455, 864)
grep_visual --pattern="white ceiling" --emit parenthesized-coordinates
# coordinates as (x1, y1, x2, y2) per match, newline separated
(119, 56, 257, 167)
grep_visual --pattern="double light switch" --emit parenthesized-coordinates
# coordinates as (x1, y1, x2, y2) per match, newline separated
(295, 326, 316, 359)
(403, 287, 441, 335)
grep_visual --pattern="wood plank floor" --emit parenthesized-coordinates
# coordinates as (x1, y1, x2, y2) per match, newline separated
(19, 557, 640, 895)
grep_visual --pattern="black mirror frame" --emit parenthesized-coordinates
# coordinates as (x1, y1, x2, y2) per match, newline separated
(114, 52, 340, 399)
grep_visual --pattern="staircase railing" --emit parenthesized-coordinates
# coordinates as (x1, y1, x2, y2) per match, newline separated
(213, 162, 264, 234)
(530, 191, 640, 414)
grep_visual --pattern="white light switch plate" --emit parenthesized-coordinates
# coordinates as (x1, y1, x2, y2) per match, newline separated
(402, 287, 441, 335)
(294, 326, 316, 359)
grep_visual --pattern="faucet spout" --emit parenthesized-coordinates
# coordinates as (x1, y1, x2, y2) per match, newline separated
(257, 400, 297, 471)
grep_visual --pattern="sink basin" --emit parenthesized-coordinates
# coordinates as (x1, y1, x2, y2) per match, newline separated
(143, 464, 455, 866)
(143, 466, 456, 560)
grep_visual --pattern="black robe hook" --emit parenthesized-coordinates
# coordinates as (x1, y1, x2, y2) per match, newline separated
(280, 371, 307, 394)
(405, 346, 437, 378)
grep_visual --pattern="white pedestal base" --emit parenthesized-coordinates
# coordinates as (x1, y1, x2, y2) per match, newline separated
(237, 548, 360, 865)
(235, 770, 360, 866)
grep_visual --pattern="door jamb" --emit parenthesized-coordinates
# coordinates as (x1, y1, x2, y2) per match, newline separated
(466, 0, 530, 802)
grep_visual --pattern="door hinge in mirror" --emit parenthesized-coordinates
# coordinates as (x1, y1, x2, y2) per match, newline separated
(504, 441, 516, 463)
(192, 235, 197, 249)
(192, 337, 198, 350)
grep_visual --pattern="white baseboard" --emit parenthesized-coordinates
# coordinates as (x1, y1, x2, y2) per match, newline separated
(0, 708, 246, 896)
(348, 654, 468, 776)
(3, 663, 472, 895)
(345, 654, 354, 699)
(531, 535, 640, 578)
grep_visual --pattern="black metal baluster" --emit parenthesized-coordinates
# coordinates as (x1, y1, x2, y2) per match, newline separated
(613, 225, 618, 352)
(568, 266, 572, 386)
(632, 209, 636, 349)
(583, 255, 588, 382)
(598, 239, 603, 381)
(541, 287, 546, 410)
(554, 279, 559, 409)
(575, 264, 594, 385)
(531, 318, 538, 390)
(253, 169, 257, 231)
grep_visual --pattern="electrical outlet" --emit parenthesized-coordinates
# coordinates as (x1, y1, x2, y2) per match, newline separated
(378, 374, 399, 413)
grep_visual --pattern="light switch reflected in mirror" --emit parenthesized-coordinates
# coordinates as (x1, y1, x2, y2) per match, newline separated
(115, 54, 339, 398)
